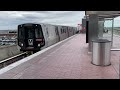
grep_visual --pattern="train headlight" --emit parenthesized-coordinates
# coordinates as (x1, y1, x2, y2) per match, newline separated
(38, 44, 41, 47)
(21, 43, 23, 46)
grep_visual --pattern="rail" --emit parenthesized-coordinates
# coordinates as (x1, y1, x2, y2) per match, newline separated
(111, 49, 120, 51)
(0, 52, 27, 69)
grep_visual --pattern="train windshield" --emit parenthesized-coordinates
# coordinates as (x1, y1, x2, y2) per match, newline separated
(18, 27, 24, 39)
(35, 28, 43, 38)
(24, 27, 35, 39)
(18, 24, 43, 39)
(27, 28, 34, 38)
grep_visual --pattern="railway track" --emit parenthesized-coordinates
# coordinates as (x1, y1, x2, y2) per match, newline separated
(0, 52, 27, 69)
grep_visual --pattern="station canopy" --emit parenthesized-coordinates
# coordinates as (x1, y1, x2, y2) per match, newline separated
(85, 11, 120, 19)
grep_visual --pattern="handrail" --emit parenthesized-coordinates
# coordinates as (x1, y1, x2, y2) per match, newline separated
(111, 49, 120, 51)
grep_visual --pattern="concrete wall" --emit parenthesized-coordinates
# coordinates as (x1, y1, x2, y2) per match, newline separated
(0, 45, 21, 61)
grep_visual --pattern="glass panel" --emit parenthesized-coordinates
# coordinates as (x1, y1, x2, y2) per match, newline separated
(55, 26, 59, 35)
(98, 20, 104, 39)
(18, 27, 24, 39)
(35, 28, 43, 38)
(61, 28, 62, 34)
(24, 27, 34, 39)
(112, 18, 120, 48)
(28, 29, 34, 38)
(103, 19, 113, 41)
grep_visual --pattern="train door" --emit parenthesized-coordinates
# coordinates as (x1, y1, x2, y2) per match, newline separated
(72, 27, 74, 35)
(65, 27, 68, 38)
(24, 26, 35, 48)
(55, 26, 60, 42)
(68, 27, 71, 37)
(18, 25, 25, 47)
(67, 27, 70, 37)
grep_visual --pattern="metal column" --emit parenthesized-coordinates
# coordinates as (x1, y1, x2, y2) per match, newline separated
(88, 14, 99, 52)
(111, 18, 114, 46)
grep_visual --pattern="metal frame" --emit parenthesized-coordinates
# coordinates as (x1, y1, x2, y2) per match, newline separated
(85, 11, 120, 18)
(103, 18, 114, 46)
(111, 18, 114, 46)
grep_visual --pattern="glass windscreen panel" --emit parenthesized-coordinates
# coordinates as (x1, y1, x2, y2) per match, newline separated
(103, 19, 113, 41)
(35, 28, 43, 38)
(18, 26, 25, 39)
(24, 27, 35, 39)
(112, 17, 120, 48)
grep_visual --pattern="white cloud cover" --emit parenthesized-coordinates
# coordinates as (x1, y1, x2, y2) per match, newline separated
(1, 11, 120, 30)
(0, 11, 85, 30)
(114, 16, 120, 27)
(104, 16, 120, 27)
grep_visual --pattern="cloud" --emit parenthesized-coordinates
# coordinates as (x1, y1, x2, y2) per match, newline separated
(104, 16, 120, 27)
(0, 11, 85, 30)
(1, 11, 120, 30)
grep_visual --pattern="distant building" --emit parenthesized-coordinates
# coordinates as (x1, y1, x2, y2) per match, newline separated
(0, 30, 17, 45)
(77, 24, 82, 32)
(0, 30, 17, 39)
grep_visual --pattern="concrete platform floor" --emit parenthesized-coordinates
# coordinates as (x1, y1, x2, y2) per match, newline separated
(0, 34, 119, 79)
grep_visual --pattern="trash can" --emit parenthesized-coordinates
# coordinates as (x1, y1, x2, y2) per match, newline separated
(92, 39, 111, 66)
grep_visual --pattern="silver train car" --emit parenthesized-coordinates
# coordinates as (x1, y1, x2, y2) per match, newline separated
(18, 23, 77, 52)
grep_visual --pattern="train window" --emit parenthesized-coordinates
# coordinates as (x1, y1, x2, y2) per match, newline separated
(47, 30, 49, 36)
(18, 27, 24, 38)
(28, 28, 34, 38)
(46, 27, 49, 37)
(61, 28, 62, 34)
(66, 27, 68, 32)
(18, 29, 21, 38)
(35, 28, 43, 38)
(55, 26, 59, 35)
(64, 29, 66, 33)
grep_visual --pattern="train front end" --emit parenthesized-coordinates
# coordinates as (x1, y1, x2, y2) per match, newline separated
(18, 23, 45, 52)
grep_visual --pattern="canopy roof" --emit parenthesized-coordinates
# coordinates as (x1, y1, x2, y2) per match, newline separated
(85, 11, 120, 18)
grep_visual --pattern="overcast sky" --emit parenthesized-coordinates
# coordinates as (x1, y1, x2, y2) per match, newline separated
(0, 11, 85, 30)
(1, 11, 120, 30)
(104, 16, 120, 27)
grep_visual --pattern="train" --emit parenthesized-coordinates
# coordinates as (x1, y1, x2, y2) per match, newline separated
(17, 23, 78, 52)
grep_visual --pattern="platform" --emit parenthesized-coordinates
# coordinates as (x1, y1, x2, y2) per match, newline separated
(0, 34, 119, 79)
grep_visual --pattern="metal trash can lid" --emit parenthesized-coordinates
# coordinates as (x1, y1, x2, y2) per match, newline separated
(92, 39, 111, 43)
